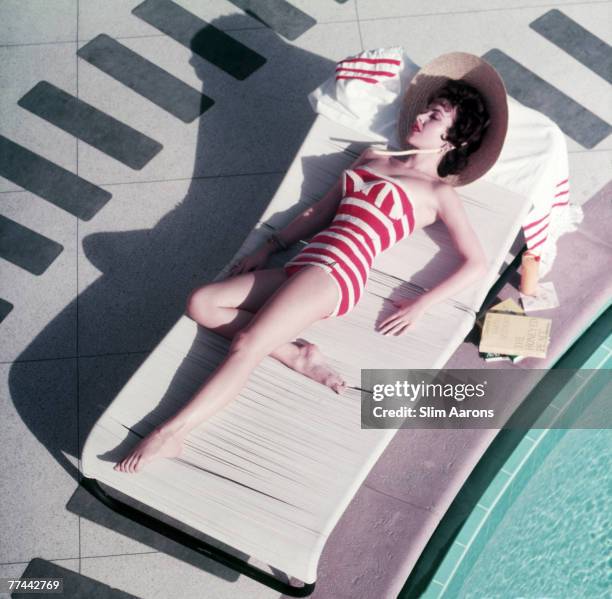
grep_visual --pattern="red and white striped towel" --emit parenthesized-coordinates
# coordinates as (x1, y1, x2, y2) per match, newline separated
(308, 47, 582, 277)
(483, 100, 581, 275)
(309, 47, 418, 142)
(523, 177, 570, 252)
(335, 54, 403, 85)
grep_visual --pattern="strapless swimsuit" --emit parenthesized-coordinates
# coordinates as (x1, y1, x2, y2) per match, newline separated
(283, 166, 415, 317)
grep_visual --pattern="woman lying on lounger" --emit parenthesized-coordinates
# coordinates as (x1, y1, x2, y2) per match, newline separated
(115, 52, 508, 473)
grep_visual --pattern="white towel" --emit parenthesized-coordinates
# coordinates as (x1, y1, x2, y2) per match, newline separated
(308, 47, 583, 276)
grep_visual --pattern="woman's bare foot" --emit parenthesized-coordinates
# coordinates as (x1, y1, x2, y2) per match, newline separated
(292, 340, 346, 394)
(113, 427, 185, 474)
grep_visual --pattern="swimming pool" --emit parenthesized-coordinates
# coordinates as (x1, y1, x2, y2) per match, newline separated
(445, 427, 610, 598)
(402, 307, 611, 598)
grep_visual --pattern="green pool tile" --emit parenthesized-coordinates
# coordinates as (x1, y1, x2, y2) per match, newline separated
(506, 431, 560, 504)
(477, 469, 511, 510)
(463, 520, 491, 571)
(535, 428, 565, 456)
(551, 370, 591, 408)
(581, 346, 610, 369)
(479, 488, 512, 542)
(526, 429, 546, 442)
(419, 580, 445, 599)
(557, 376, 610, 429)
(504, 473, 526, 508)
(556, 306, 611, 368)
(455, 504, 488, 547)
(442, 506, 503, 597)
(573, 371, 609, 409)
(443, 566, 469, 598)
(494, 477, 517, 515)
(532, 403, 561, 428)
(502, 435, 535, 474)
(433, 541, 466, 586)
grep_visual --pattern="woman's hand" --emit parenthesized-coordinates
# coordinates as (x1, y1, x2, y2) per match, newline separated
(228, 246, 271, 277)
(377, 297, 428, 336)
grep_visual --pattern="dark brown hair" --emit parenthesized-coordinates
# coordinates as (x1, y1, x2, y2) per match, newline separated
(428, 80, 490, 178)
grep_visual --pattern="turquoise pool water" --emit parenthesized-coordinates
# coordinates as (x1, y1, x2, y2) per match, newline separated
(407, 307, 612, 599)
(455, 427, 611, 598)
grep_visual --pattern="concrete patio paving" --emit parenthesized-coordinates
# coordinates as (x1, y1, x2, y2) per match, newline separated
(1, 1, 610, 598)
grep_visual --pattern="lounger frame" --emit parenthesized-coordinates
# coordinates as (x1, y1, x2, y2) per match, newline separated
(80, 476, 316, 596)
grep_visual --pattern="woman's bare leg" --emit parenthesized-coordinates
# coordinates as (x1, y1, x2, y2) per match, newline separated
(186, 268, 299, 364)
(115, 266, 341, 473)
(186, 267, 344, 392)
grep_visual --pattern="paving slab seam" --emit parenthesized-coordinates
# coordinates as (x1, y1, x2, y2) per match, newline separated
(76, 1, 83, 572)
(0, 356, 79, 366)
(2, 3, 607, 49)
(0, 22, 318, 51)
(81, 170, 288, 189)
(0, 350, 152, 366)
(0, 170, 287, 195)
(0, 35, 170, 50)
(0, 40, 78, 49)
(0, 551, 160, 568)
(0, 557, 83, 567)
(353, 0, 365, 52)
(355, 0, 612, 22)
(79, 551, 161, 561)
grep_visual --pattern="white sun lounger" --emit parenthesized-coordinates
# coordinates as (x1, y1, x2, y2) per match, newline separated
(81, 114, 530, 595)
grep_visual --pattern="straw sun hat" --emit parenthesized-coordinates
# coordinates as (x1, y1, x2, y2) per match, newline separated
(396, 52, 508, 187)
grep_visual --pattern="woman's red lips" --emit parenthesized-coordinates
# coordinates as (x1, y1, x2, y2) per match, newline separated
(411, 122, 421, 133)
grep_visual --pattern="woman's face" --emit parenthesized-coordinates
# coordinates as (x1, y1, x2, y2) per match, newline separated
(406, 100, 457, 150)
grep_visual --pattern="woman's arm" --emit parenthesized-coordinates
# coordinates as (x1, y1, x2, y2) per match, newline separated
(378, 184, 487, 335)
(418, 184, 488, 305)
(229, 147, 377, 275)
(272, 147, 378, 248)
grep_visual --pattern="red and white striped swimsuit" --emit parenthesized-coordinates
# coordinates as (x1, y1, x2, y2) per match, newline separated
(284, 166, 415, 317)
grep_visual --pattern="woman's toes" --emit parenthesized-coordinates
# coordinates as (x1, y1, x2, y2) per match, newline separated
(333, 381, 346, 394)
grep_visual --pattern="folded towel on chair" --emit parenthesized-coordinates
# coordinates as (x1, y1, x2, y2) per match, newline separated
(309, 47, 583, 276)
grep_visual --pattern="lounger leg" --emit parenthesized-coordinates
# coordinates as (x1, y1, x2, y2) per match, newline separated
(80, 477, 316, 597)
